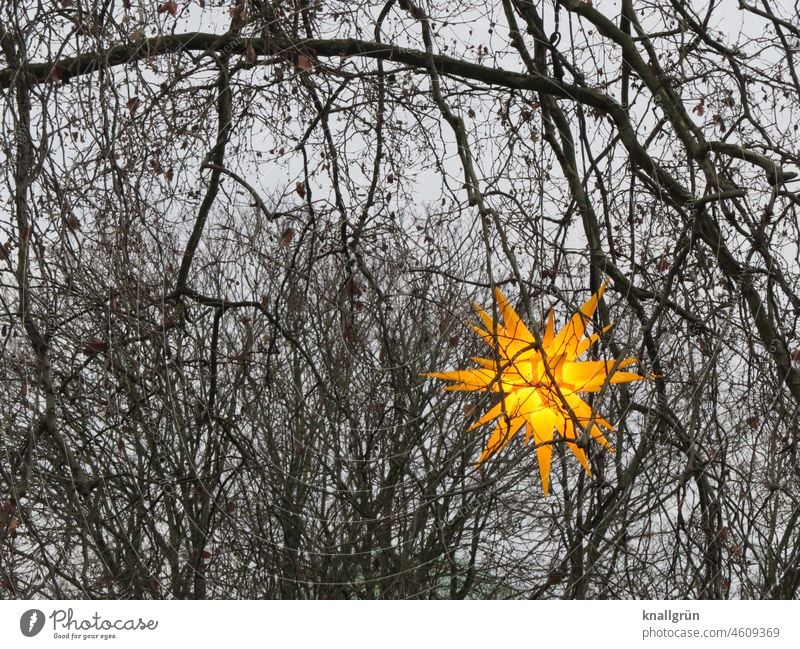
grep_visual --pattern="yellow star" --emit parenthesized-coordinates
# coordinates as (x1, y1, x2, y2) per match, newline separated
(424, 283, 651, 495)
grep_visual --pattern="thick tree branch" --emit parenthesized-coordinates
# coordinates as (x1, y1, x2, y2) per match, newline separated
(176, 54, 233, 289)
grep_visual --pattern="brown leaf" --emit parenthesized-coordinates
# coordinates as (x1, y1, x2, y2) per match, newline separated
(229, 0, 246, 21)
(157, 0, 178, 16)
(297, 54, 313, 71)
(288, 285, 303, 313)
(84, 337, 109, 355)
(463, 403, 478, 418)
(791, 349, 800, 362)
(49, 65, 67, 83)
(245, 41, 257, 66)
(341, 317, 357, 344)
(147, 577, 160, 593)
(126, 96, 140, 115)
(546, 571, 563, 585)
(745, 416, 759, 429)
(295, 181, 306, 199)
(279, 228, 295, 247)
(692, 101, 705, 117)
(164, 167, 174, 182)
(346, 276, 362, 297)
(19, 382, 27, 398)
(199, 548, 212, 560)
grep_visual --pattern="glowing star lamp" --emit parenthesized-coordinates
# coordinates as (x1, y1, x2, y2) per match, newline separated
(424, 283, 651, 495)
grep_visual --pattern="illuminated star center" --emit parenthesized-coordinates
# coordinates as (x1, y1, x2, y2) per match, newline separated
(424, 283, 652, 495)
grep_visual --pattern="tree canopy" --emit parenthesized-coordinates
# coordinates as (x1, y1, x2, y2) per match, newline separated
(1, 0, 800, 599)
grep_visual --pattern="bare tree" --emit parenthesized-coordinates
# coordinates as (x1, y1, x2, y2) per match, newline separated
(1, 0, 800, 599)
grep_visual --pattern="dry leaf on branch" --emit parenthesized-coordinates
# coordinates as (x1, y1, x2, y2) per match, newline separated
(157, 1, 178, 16)
(297, 54, 314, 71)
